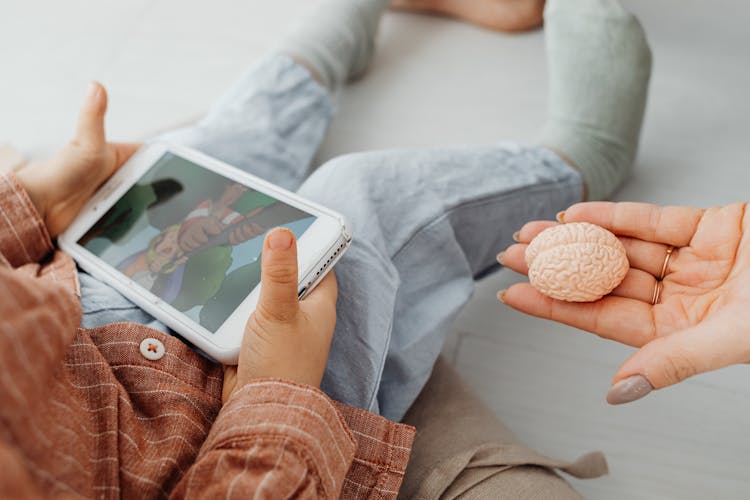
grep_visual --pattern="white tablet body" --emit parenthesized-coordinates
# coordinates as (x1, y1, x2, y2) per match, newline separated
(59, 143, 351, 364)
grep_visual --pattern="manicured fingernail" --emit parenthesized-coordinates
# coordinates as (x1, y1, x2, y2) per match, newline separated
(606, 375, 653, 405)
(497, 251, 506, 264)
(497, 290, 507, 303)
(267, 228, 294, 249)
(556, 211, 566, 223)
(512, 231, 521, 242)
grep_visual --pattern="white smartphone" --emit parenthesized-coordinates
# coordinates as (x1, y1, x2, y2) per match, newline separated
(60, 143, 351, 364)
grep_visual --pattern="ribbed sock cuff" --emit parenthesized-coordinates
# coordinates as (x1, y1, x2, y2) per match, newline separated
(541, 122, 636, 201)
(274, 0, 389, 90)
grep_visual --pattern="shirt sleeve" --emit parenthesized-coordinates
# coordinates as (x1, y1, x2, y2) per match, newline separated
(0, 173, 53, 267)
(0, 442, 47, 499)
(333, 402, 416, 498)
(170, 379, 358, 499)
(0, 265, 80, 414)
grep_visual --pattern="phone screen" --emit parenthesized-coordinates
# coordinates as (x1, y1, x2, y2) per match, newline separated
(78, 152, 316, 333)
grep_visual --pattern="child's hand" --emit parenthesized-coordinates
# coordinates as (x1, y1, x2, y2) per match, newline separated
(222, 228, 338, 403)
(16, 82, 139, 236)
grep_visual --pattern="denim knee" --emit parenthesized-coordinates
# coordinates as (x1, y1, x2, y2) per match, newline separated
(302, 152, 387, 203)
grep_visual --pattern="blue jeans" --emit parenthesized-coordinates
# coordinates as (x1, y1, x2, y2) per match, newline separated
(79, 55, 582, 421)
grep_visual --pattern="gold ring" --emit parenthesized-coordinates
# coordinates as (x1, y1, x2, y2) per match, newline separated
(651, 281, 663, 305)
(659, 246, 675, 280)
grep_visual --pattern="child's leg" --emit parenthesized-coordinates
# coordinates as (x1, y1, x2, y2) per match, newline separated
(156, 0, 390, 189)
(300, 145, 582, 419)
(80, 0, 390, 329)
(276, 0, 390, 90)
(301, 0, 651, 421)
(155, 56, 333, 192)
(540, 0, 652, 200)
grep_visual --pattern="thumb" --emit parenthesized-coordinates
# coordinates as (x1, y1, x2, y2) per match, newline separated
(75, 81, 107, 148)
(257, 228, 299, 322)
(606, 319, 746, 405)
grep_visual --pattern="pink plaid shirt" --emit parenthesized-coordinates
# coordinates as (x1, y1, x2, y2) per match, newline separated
(0, 173, 414, 499)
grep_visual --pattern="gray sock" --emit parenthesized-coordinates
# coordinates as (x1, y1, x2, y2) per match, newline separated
(540, 0, 652, 200)
(275, 0, 390, 91)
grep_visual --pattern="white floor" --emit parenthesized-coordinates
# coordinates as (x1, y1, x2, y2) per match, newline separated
(2, 1, 749, 498)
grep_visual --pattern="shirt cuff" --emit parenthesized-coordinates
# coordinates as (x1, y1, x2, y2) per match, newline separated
(202, 379, 357, 497)
(334, 401, 416, 498)
(0, 173, 53, 267)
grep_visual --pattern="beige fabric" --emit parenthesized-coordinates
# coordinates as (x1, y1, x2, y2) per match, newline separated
(400, 357, 608, 499)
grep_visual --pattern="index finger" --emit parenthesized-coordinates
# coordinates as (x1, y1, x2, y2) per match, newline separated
(563, 202, 704, 247)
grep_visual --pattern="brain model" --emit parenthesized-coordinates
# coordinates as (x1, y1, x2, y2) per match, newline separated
(525, 222, 629, 302)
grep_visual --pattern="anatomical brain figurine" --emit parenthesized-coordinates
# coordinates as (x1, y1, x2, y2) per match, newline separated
(525, 222, 629, 302)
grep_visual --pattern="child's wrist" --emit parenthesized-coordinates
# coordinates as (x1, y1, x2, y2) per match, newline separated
(15, 166, 49, 223)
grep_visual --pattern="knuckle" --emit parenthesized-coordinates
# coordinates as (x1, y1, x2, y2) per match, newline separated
(659, 348, 699, 386)
(263, 263, 297, 285)
(71, 139, 102, 160)
(255, 302, 297, 325)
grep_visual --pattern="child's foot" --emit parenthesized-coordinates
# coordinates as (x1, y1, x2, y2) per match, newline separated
(391, 0, 545, 32)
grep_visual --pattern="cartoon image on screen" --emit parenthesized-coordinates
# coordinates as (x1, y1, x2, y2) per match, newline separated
(79, 152, 316, 332)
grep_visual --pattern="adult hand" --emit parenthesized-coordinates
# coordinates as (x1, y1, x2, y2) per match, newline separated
(222, 228, 338, 403)
(15, 82, 140, 236)
(499, 201, 750, 404)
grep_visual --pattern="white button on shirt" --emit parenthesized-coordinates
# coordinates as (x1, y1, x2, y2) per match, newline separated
(139, 338, 165, 361)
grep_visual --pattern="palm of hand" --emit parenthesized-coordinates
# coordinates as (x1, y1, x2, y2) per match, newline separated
(502, 201, 750, 392)
(657, 203, 749, 336)
(32, 142, 134, 236)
